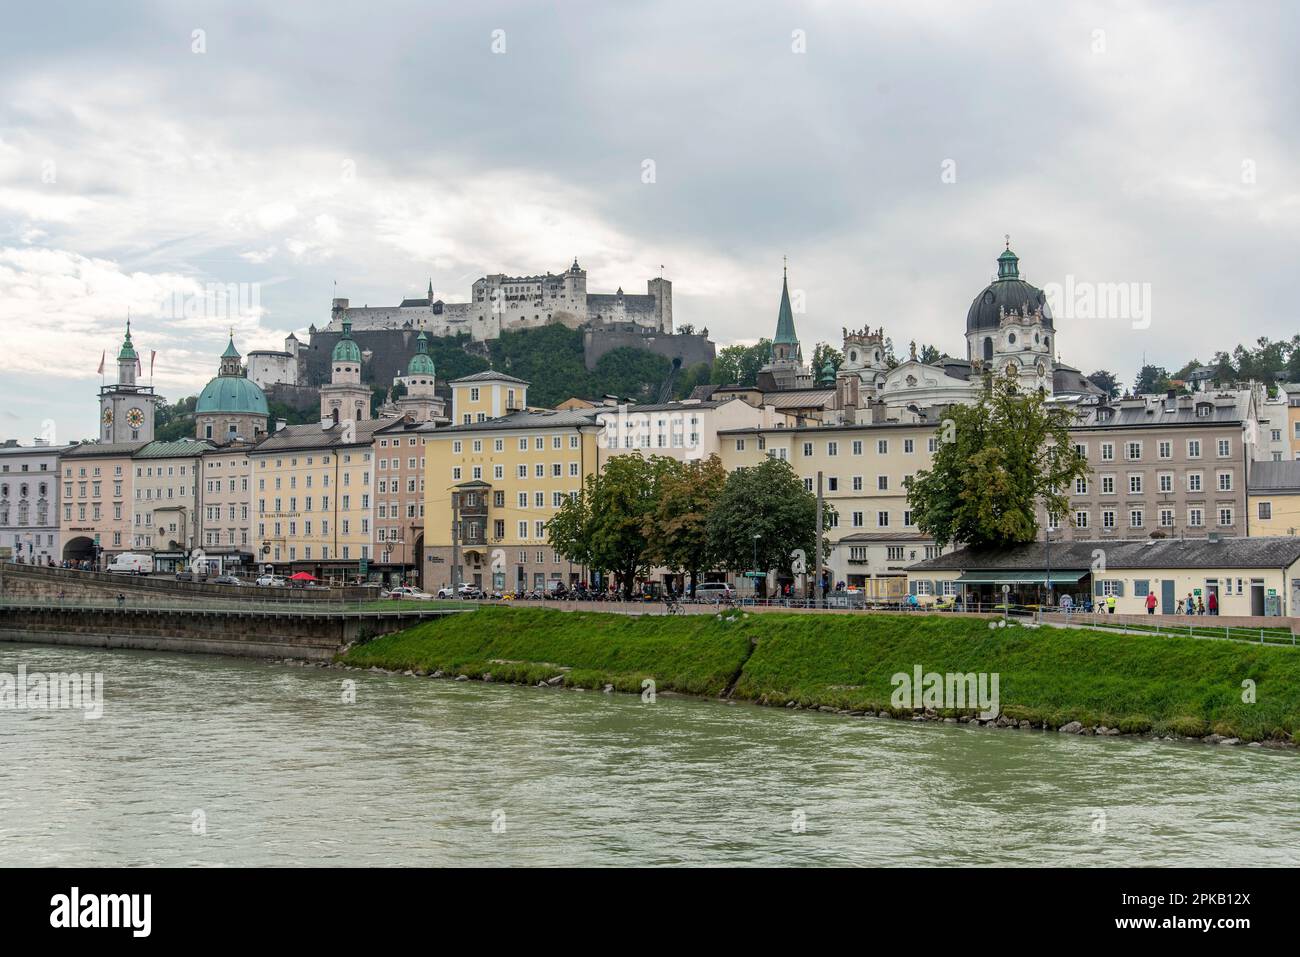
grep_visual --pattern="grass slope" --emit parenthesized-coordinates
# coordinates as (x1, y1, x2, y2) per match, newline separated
(343, 605, 752, 696)
(342, 607, 1300, 742)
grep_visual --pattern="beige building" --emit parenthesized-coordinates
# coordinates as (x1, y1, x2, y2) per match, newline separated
(1248, 460, 1300, 538)
(198, 443, 257, 571)
(250, 420, 383, 578)
(717, 419, 951, 597)
(130, 439, 210, 571)
(449, 370, 530, 425)
(908, 537, 1300, 617)
(58, 442, 143, 564)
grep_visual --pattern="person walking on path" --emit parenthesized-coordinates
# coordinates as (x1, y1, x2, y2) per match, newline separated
(1208, 590, 1218, 615)
(1106, 593, 1117, 614)
(1146, 591, 1157, 615)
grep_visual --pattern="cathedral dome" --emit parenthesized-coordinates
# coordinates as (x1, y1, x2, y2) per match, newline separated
(332, 336, 362, 364)
(965, 244, 1053, 335)
(409, 352, 435, 376)
(195, 374, 268, 415)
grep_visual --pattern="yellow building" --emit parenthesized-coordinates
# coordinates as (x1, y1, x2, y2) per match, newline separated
(423, 408, 603, 593)
(249, 420, 383, 578)
(717, 420, 950, 597)
(1248, 461, 1300, 537)
(449, 371, 530, 425)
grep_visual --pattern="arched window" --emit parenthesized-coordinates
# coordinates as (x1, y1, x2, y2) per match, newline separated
(982, 337, 993, 361)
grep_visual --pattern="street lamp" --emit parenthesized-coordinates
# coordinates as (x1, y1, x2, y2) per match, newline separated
(752, 532, 761, 598)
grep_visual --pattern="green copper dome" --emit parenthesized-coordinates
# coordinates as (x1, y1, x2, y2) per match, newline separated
(408, 329, 435, 376)
(195, 374, 269, 415)
(332, 319, 362, 363)
(220, 335, 241, 359)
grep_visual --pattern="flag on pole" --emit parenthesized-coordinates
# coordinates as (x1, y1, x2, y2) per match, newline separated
(136, 354, 142, 377)
(150, 351, 156, 378)
(97, 351, 105, 375)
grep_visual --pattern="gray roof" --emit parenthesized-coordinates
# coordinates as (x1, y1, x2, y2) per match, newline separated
(594, 400, 724, 414)
(450, 370, 530, 385)
(1249, 460, 1300, 493)
(908, 536, 1300, 573)
(435, 409, 599, 434)
(1072, 390, 1251, 429)
(61, 441, 149, 458)
(250, 419, 388, 453)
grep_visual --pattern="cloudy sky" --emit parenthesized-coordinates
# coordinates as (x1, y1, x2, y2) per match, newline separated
(2, 0, 1297, 442)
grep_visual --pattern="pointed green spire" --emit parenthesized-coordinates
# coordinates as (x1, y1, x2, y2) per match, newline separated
(117, 318, 138, 361)
(221, 332, 241, 359)
(773, 261, 799, 346)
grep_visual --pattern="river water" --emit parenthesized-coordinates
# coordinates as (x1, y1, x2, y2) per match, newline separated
(2, 643, 1296, 867)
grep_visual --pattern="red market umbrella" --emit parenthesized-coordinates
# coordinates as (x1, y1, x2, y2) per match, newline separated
(290, 572, 317, 581)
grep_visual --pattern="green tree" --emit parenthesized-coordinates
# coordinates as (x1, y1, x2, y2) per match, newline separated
(905, 371, 1087, 550)
(1133, 364, 1173, 396)
(648, 454, 728, 594)
(589, 347, 670, 402)
(548, 453, 673, 598)
(811, 343, 843, 376)
(707, 457, 832, 579)
(673, 361, 714, 399)
(710, 340, 771, 387)
(1086, 369, 1120, 400)
(918, 343, 942, 365)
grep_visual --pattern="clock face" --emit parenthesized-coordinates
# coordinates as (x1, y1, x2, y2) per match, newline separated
(102, 407, 114, 425)
(126, 407, 145, 429)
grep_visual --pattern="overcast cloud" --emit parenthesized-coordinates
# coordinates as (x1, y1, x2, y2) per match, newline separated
(1, 0, 1297, 441)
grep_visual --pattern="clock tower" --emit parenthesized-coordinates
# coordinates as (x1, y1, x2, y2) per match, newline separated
(99, 319, 162, 443)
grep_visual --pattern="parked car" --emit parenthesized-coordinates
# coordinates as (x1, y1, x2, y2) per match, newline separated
(107, 553, 152, 575)
(692, 582, 735, 603)
(212, 575, 246, 586)
(436, 583, 482, 599)
(255, 574, 287, 587)
(387, 586, 434, 601)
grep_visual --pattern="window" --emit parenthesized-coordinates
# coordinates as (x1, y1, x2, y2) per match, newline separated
(1159, 508, 1174, 528)
(1100, 443, 1114, 462)
(852, 440, 862, 455)
(877, 511, 889, 527)
(1158, 473, 1172, 493)
(852, 476, 862, 491)
(1075, 510, 1089, 529)
(827, 477, 838, 492)
(1100, 580, 1122, 597)
(1125, 441, 1141, 460)
(453, 440, 462, 454)
(887, 546, 904, 561)
(826, 441, 838, 457)
(1102, 510, 1115, 529)
(1158, 441, 1172, 459)
(1258, 501, 1273, 520)
(1187, 439, 1201, 458)
(1217, 438, 1231, 457)
(802, 442, 813, 457)
(1188, 472, 1202, 492)
(877, 475, 888, 491)
(1188, 507, 1204, 528)
(1100, 475, 1114, 495)
(1128, 474, 1142, 494)
(518, 492, 528, 508)
(1217, 471, 1232, 492)
(735, 439, 746, 451)
(1218, 507, 1233, 527)
(1129, 509, 1144, 528)
(1075, 477, 1088, 495)
(877, 440, 888, 454)
(852, 511, 863, 528)
(518, 521, 528, 538)
(903, 439, 914, 454)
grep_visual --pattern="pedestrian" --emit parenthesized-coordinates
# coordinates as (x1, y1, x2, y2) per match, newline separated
(1208, 590, 1218, 616)
(1197, 596, 1205, 615)
(1106, 592, 1117, 614)
(1145, 591, 1157, 615)
(1186, 593, 1195, 615)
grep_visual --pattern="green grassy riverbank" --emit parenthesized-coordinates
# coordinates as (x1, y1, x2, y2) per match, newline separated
(341, 606, 1300, 743)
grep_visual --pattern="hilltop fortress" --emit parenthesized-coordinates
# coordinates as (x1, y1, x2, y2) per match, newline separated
(325, 258, 672, 340)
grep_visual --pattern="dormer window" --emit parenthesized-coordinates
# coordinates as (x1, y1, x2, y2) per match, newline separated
(1196, 403, 1212, 418)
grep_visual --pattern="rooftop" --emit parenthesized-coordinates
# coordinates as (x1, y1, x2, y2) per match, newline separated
(435, 409, 599, 434)
(250, 419, 389, 453)
(60, 441, 150, 458)
(450, 370, 530, 386)
(907, 537, 1300, 573)
(1249, 460, 1300, 493)
(133, 439, 216, 459)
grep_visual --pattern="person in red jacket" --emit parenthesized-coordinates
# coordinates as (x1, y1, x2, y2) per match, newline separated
(1208, 590, 1218, 615)
(1146, 591, 1157, 615)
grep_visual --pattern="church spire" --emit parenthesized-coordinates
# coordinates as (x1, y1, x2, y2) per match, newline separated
(997, 235, 1020, 281)
(773, 259, 799, 351)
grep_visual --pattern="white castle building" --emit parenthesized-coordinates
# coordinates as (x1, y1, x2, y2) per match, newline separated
(326, 259, 673, 341)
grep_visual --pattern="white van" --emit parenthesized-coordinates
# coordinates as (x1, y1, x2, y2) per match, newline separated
(693, 582, 735, 603)
(107, 553, 152, 575)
